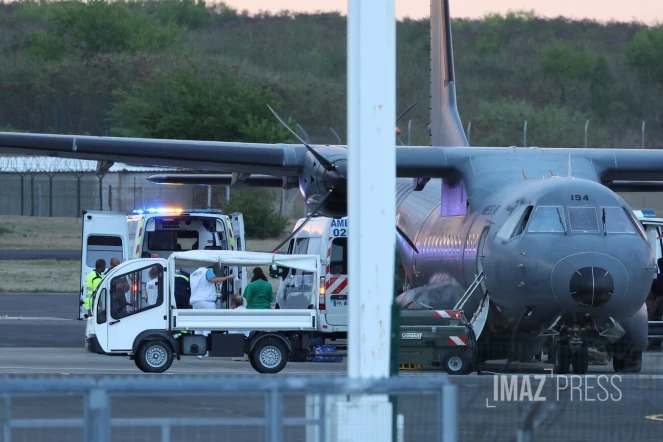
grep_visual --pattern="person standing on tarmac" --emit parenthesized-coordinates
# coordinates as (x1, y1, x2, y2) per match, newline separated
(173, 269, 191, 309)
(190, 266, 236, 359)
(243, 267, 274, 309)
(85, 259, 106, 315)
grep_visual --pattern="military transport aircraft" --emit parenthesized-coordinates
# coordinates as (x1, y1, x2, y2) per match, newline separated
(0, 0, 660, 374)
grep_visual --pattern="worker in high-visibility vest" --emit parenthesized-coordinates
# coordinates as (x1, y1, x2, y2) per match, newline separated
(85, 259, 106, 314)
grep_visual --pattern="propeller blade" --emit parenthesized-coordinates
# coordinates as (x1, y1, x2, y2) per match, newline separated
(267, 105, 335, 172)
(396, 102, 417, 123)
(271, 190, 333, 253)
(396, 225, 419, 254)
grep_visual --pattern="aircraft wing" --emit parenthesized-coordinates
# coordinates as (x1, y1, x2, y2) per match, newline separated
(0, 132, 307, 176)
(0, 132, 465, 179)
(148, 173, 290, 188)
(589, 149, 663, 182)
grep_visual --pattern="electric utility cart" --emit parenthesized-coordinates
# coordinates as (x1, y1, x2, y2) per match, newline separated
(85, 250, 327, 374)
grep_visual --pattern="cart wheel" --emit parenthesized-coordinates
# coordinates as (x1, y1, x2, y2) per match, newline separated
(135, 340, 173, 373)
(443, 352, 471, 375)
(250, 338, 288, 374)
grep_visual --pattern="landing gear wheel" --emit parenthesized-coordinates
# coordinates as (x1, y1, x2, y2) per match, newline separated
(553, 343, 571, 374)
(135, 340, 173, 373)
(572, 344, 589, 374)
(443, 352, 471, 375)
(613, 351, 642, 373)
(250, 339, 288, 374)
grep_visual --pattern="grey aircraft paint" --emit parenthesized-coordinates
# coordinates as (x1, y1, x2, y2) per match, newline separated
(0, 0, 659, 372)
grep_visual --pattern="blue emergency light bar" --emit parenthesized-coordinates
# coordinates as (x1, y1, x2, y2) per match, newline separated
(132, 208, 223, 215)
(641, 210, 656, 217)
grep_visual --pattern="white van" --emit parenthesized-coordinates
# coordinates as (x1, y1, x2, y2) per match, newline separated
(635, 210, 663, 265)
(275, 216, 348, 334)
(79, 207, 246, 319)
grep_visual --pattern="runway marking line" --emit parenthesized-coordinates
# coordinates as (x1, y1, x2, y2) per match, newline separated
(645, 414, 663, 422)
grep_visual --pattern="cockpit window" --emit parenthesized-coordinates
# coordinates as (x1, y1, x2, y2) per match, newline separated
(510, 206, 533, 239)
(623, 207, 648, 241)
(496, 205, 533, 240)
(527, 206, 566, 233)
(601, 207, 635, 234)
(568, 207, 599, 232)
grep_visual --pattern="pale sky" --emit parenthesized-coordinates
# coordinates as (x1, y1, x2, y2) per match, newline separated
(219, 0, 662, 25)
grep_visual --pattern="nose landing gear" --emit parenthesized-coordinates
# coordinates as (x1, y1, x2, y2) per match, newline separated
(551, 326, 589, 374)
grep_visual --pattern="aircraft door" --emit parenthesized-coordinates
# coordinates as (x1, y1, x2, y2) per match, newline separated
(477, 227, 489, 294)
(80, 211, 130, 320)
(105, 260, 168, 352)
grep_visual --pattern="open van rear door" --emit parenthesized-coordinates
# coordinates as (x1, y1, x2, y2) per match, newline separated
(230, 212, 248, 295)
(79, 211, 129, 320)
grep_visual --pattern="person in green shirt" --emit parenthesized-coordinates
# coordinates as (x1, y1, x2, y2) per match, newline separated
(244, 267, 274, 309)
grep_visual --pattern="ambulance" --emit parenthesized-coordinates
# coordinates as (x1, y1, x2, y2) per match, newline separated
(79, 207, 246, 320)
(634, 210, 663, 264)
(274, 216, 348, 335)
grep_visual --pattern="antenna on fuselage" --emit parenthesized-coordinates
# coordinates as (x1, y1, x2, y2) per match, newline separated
(568, 154, 572, 178)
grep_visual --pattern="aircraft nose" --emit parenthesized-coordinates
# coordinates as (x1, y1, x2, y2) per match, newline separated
(568, 266, 614, 307)
(551, 252, 631, 316)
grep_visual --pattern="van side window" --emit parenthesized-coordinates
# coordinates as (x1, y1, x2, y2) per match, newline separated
(86, 235, 123, 268)
(291, 238, 309, 275)
(330, 238, 348, 275)
(110, 264, 163, 320)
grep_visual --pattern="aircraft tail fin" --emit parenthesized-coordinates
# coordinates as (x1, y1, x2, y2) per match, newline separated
(430, 0, 468, 148)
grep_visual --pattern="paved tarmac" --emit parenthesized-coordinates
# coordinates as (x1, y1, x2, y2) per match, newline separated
(2, 292, 663, 441)
(0, 249, 79, 260)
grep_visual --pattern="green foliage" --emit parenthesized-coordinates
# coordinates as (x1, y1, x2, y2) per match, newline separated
(470, 99, 610, 148)
(0, 3, 660, 149)
(27, 0, 182, 60)
(0, 225, 13, 236)
(109, 68, 291, 142)
(130, 0, 214, 29)
(627, 26, 663, 86)
(219, 189, 287, 239)
(541, 42, 594, 80)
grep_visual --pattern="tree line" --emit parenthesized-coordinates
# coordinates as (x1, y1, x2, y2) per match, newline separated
(0, 0, 661, 150)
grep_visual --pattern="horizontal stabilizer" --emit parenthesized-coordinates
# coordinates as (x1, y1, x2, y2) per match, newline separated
(148, 174, 292, 188)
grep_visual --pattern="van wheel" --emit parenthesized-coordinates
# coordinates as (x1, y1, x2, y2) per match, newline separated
(443, 352, 471, 375)
(135, 340, 173, 373)
(250, 338, 288, 374)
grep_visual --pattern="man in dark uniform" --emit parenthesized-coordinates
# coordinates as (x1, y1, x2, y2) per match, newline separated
(174, 269, 191, 309)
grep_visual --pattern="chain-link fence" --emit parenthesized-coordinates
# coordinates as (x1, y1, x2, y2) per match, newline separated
(0, 157, 306, 219)
(0, 375, 456, 442)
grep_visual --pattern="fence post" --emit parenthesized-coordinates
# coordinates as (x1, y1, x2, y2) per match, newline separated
(48, 174, 55, 217)
(584, 120, 590, 149)
(642, 121, 646, 149)
(523, 120, 527, 147)
(1, 395, 10, 442)
(54, 97, 62, 134)
(84, 388, 110, 442)
(407, 119, 412, 146)
(441, 383, 457, 442)
(30, 174, 35, 216)
(265, 387, 283, 442)
(97, 175, 104, 211)
(19, 175, 24, 216)
(466, 122, 471, 146)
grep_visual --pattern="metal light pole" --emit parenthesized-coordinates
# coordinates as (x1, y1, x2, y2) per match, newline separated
(333, 0, 396, 439)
